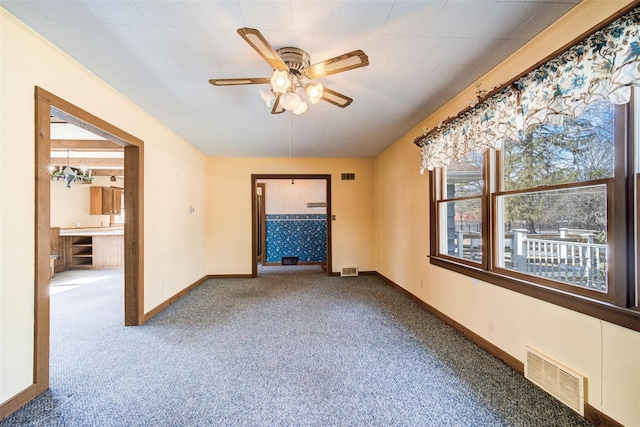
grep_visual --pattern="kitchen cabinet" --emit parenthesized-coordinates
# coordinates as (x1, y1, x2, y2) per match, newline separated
(90, 186, 122, 215)
(59, 229, 125, 270)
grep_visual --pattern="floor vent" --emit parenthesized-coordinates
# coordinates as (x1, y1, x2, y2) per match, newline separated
(281, 256, 298, 265)
(341, 266, 358, 276)
(525, 346, 586, 415)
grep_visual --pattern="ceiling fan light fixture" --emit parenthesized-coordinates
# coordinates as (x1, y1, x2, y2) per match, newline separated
(270, 70, 291, 94)
(293, 101, 308, 115)
(280, 91, 302, 111)
(259, 88, 275, 107)
(211, 28, 369, 116)
(306, 82, 324, 104)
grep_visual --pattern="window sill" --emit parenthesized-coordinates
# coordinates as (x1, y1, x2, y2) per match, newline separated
(429, 256, 640, 332)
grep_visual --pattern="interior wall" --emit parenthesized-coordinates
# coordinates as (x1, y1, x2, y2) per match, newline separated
(0, 9, 207, 404)
(373, 2, 640, 426)
(261, 179, 326, 215)
(206, 158, 374, 275)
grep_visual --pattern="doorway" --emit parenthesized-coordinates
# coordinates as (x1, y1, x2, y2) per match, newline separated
(34, 87, 144, 397)
(251, 174, 332, 277)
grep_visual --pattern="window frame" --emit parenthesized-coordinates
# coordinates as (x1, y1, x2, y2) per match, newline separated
(492, 179, 613, 301)
(435, 153, 489, 269)
(635, 91, 640, 308)
(429, 100, 640, 332)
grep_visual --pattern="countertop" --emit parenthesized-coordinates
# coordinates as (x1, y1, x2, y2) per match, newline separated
(59, 227, 124, 236)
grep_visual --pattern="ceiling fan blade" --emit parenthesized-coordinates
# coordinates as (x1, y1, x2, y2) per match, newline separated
(321, 87, 353, 108)
(237, 28, 289, 72)
(302, 50, 369, 79)
(208, 78, 270, 86)
(271, 93, 285, 114)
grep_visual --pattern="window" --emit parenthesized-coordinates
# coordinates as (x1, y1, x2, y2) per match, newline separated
(437, 152, 485, 264)
(430, 97, 638, 326)
(496, 101, 614, 298)
(423, 9, 640, 329)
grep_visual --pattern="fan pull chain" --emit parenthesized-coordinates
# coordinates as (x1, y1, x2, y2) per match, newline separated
(288, 112, 292, 159)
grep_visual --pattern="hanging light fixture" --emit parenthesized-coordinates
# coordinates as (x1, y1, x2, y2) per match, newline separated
(305, 82, 323, 104)
(270, 69, 291, 94)
(260, 49, 327, 114)
(63, 150, 76, 188)
(280, 90, 302, 111)
(259, 89, 275, 107)
(50, 149, 94, 187)
(209, 28, 370, 115)
(292, 102, 308, 115)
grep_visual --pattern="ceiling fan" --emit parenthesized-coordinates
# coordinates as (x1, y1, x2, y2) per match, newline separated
(209, 28, 369, 115)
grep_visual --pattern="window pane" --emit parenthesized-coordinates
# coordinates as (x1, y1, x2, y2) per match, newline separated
(439, 198, 482, 263)
(497, 185, 607, 292)
(445, 152, 483, 198)
(502, 101, 614, 191)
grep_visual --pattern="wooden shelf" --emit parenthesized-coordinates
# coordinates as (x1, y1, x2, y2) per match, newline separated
(69, 236, 93, 269)
(61, 234, 124, 270)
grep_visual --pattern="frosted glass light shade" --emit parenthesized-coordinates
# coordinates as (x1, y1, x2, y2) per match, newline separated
(306, 83, 323, 104)
(280, 92, 302, 110)
(270, 70, 291, 94)
(259, 89, 275, 107)
(293, 102, 308, 115)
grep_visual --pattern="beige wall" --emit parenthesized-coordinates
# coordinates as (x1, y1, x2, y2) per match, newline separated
(206, 158, 375, 275)
(374, 2, 640, 426)
(0, 9, 207, 403)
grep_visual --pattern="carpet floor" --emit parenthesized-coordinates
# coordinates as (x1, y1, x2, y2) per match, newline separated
(1, 265, 591, 426)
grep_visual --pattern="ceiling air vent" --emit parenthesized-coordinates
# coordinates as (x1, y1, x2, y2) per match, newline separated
(524, 346, 586, 415)
(341, 173, 355, 181)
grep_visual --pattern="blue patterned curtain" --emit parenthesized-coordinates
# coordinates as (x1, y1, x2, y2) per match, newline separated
(415, 8, 640, 174)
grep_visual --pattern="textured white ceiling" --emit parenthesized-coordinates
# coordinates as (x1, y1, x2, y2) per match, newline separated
(1, 0, 580, 158)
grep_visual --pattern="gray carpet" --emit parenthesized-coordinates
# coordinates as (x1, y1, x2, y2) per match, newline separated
(1, 265, 592, 426)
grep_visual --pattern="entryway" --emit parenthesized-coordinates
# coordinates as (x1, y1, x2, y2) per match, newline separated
(34, 87, 144, 398)
(252, 174, 332, 277)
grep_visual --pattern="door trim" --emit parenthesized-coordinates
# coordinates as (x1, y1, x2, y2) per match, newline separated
(251, 174, 332, 277)
(34, 87, 144, 400)
(256, 183, 266, 264)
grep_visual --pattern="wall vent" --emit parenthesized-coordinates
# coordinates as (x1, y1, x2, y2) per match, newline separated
(281, 256, 298, 265)
(524, 346, 586, 415)
(341, 266, 358, 276)
(341, 173, 355, 181)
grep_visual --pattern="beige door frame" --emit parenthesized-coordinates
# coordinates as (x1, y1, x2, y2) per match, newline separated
(33, 87, 144, 401)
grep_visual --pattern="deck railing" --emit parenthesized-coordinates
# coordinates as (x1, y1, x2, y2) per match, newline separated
(509, 229, 607, 292)
(451, 228, 607, 292)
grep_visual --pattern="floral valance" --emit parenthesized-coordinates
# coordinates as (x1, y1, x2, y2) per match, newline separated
(415, 8, 640, 174)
